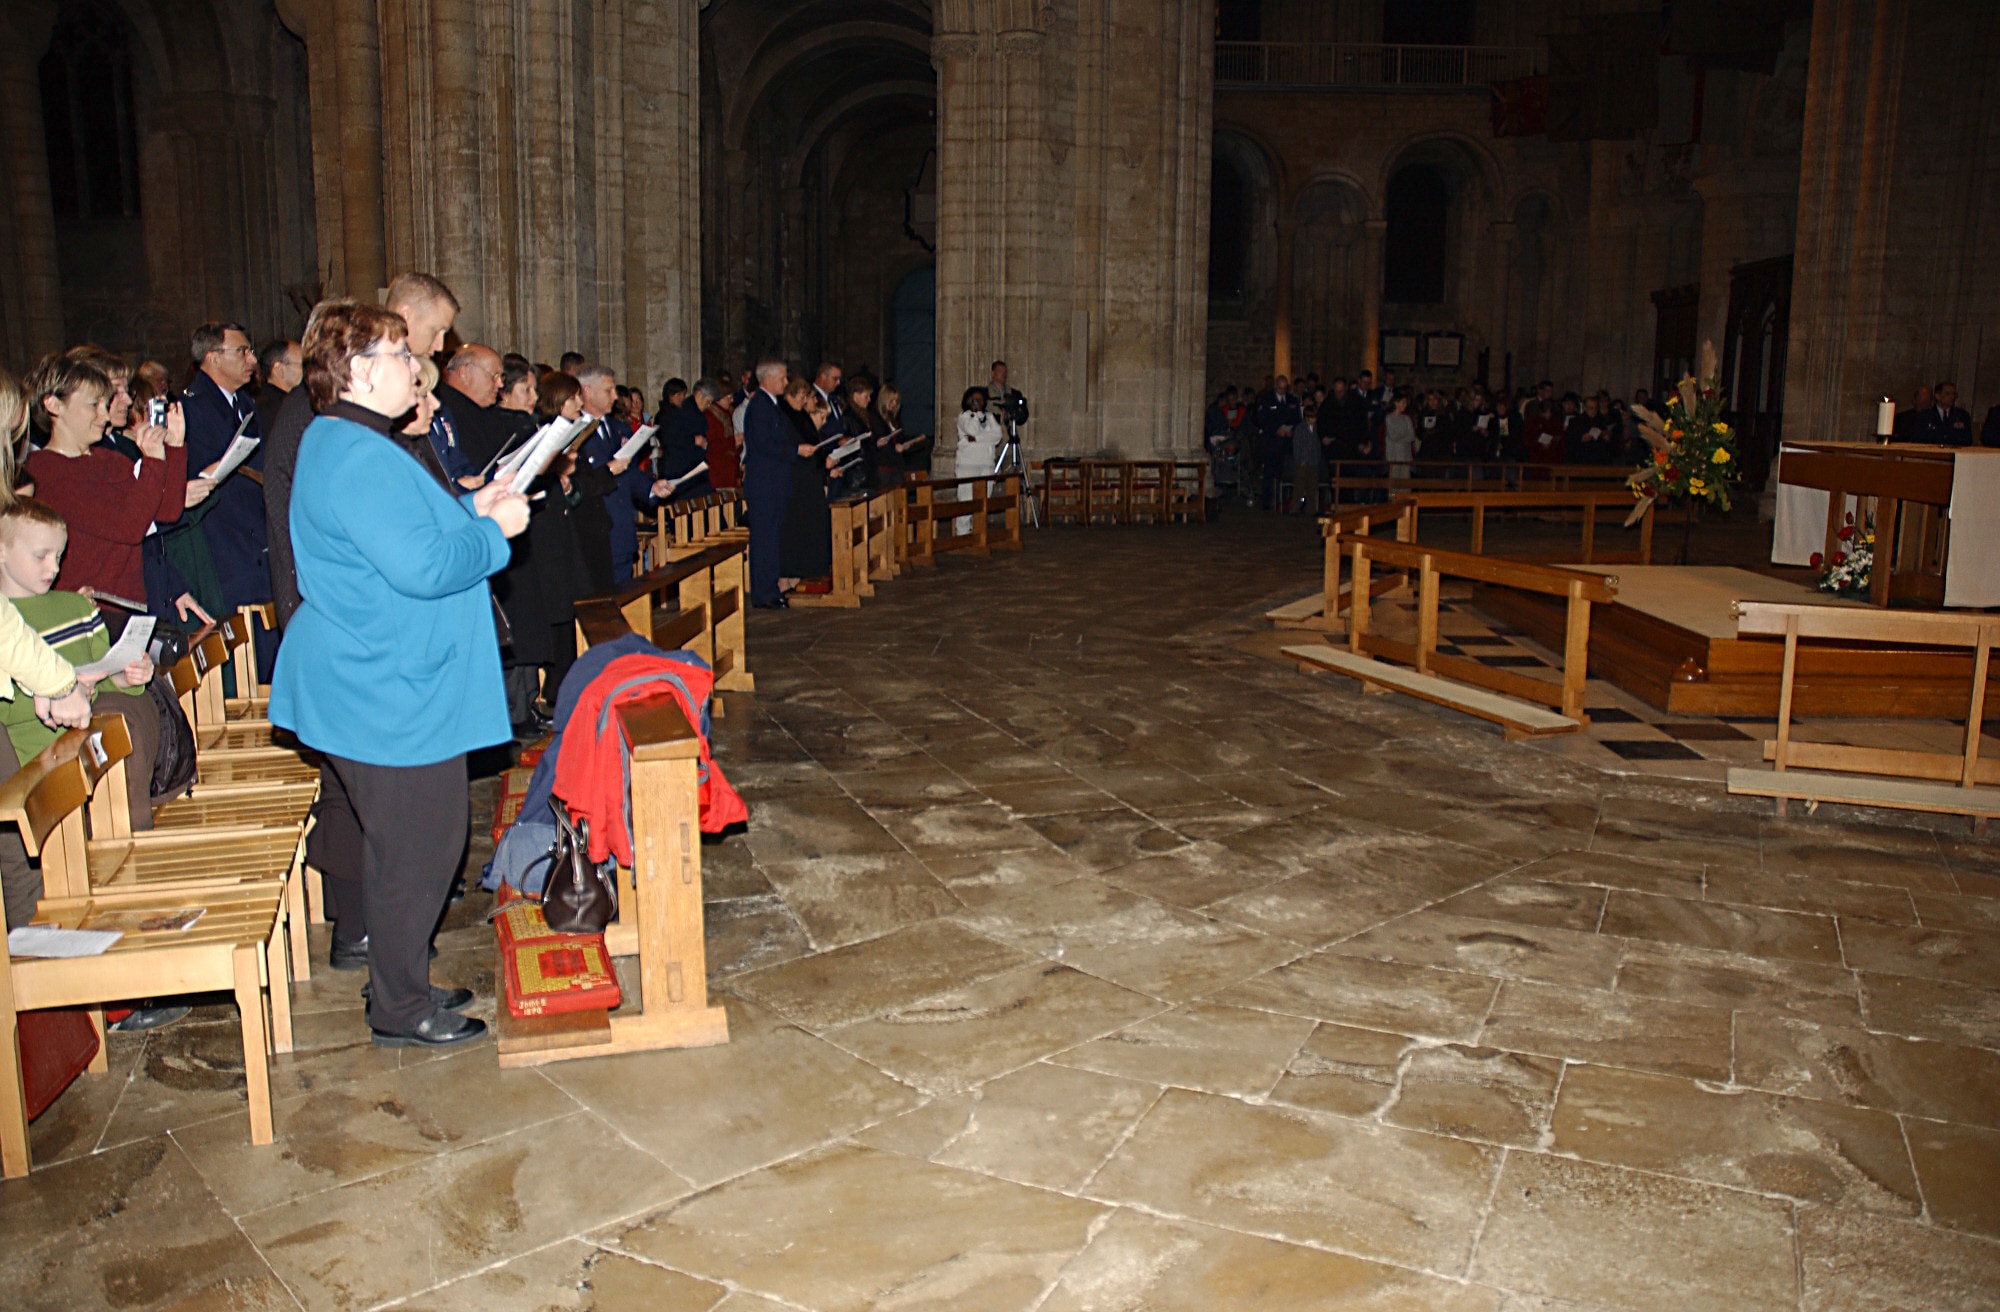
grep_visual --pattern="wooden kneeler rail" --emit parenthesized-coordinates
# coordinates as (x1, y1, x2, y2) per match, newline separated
(1728, 601, 2000, 829)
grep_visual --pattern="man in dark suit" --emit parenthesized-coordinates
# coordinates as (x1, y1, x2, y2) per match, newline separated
(576, 363, 653, 585)
(437, 343, 506, 476)
(743, 359, 794, 608)
(1252, 376, 1302, 512)
(181, 321, 272, 618)
(1913, 381, 1975, 447)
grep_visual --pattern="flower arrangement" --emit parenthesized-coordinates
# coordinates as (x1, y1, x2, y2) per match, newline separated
(1625, 341, 1741, 517)
(1811, 514, 1874, 598)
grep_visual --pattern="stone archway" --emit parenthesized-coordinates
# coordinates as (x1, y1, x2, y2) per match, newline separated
(1290, 177, 1371, 378)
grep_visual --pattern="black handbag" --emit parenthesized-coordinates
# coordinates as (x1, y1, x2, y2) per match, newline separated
(539, 801, 618, 934)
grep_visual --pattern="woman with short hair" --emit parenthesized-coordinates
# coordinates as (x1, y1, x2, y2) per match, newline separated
(270, 302, 529, 1048)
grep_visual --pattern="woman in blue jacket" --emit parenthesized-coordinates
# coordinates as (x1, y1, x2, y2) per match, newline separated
(270, 303, 529, 1049)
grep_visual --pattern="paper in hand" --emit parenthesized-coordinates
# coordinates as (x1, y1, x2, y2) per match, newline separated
(8, 926, 121, 957)
(502, 416, 588, 493)
(74, 616, 156, 682)
(663, 460, 708, 491)
(830, 438, 864, 463)
(613, 424, 657, 464)
(208, 426, 261, 483)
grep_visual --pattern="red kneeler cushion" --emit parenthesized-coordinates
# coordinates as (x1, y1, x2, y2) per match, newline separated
(492, 889, 621, 1019)
(19, 1008, 100, 1121)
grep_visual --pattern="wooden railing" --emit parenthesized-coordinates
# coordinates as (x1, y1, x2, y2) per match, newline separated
(574, 542, 754, 693)
(905, 473, 1023, 565)
(1322, 459, 1633, 503)
(1337, 530, 1616, 723)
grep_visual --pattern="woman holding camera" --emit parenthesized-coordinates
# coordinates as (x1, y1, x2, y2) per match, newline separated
(271, 302, 529, 1049)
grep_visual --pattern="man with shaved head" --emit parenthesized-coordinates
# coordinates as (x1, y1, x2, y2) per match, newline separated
(438, 343, 506, 474)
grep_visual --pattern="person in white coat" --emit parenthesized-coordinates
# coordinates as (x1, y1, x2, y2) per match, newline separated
(953, 387, 1002, 535)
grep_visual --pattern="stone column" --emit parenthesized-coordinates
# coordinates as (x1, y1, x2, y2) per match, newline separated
(0, 1, 63, 365)
(330, 0, 387, 298)
(1786, 0, 2000, 443)
(1272, 214, 1295, 378)
(1360, 219, 1387, 376)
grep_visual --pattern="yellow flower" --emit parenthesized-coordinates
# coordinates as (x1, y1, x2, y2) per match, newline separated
(1712, 448, 1730, 464)
(1715, 422, 1731, 435)
(1690, 478, 1708, 494)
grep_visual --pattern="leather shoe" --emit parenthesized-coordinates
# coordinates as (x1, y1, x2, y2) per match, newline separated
(328, 936, 369, 971)
(370, 1010, 488, 1049)
(361, 982, 474, 1011)
(752, 596, 789, 609)
(329, 936, 437, 970)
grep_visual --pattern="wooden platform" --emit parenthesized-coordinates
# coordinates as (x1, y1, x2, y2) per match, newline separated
(1476, 566, 1996, 718)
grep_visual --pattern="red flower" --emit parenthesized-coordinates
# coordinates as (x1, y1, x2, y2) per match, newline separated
(1665, 467, 1681, 481)
(1838, 524, 1854, 541)
(1809, 552, 1823, 567)
(1832, 550, 1847, 566)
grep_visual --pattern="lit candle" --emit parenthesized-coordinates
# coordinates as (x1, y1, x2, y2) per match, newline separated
(1877, 398, 1895, 436)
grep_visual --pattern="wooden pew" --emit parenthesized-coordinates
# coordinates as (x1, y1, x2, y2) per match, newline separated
(904, 473, 1023, 565)
(0, 736, 287, 1174)
(1728, 602, 2000, 828)
(497, 616, 730, 1067)
(573, 541, 754, 693)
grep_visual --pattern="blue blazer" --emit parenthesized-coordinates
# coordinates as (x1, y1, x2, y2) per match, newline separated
(268, 413, 513, 766)
(743, 389, 792, 481)
(182, 373, 273, 606)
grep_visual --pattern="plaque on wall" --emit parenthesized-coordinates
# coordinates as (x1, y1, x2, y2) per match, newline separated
(1381, 333, 1419, 367)
(1424, 333, 1464, 369)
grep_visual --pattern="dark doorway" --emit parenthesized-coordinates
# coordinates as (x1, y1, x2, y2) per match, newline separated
(1217, 0, 1261, 42)
(1383, 0, 1475, 46)
(891, 265, 936, 439)
(1721, 256, 1792, 486)
(1209, 155, 1250, 303)
(1383, 165, 1450, 304)
(1650, 283, 1701, 400)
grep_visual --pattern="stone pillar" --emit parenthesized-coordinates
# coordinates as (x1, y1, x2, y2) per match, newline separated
(934, 0, 1211, 460)
(1272, 214, 1295, 378)
(1360, 219, 1387, 376)
(330, 0, 387, 298)
(0, 1, 63, 366)
(1786, 0, 2000, 442)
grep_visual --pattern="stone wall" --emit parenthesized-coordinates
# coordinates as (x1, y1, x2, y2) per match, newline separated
(932, 0, 1212, 468)
(285, 0, 702, 389)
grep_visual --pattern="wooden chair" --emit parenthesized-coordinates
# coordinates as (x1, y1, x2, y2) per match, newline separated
(221, 605, 274, 719)
(1043, 460, 1085, 525)
(163, 649, 315, 788)
(1169, 461, 1207, 523)
(1083, 460, 1127, 525)
(0, 717, 305, 1019)
(0, 749, 283, 1176)
(1127, 462, 1168, 525)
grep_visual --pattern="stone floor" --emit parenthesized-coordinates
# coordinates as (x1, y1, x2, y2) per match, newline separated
(6, 513, 2000, 1311)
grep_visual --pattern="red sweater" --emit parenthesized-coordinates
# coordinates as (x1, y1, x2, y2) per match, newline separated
(25, 443, 188, 602)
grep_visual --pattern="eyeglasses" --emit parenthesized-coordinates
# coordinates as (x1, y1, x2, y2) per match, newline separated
(214, 345, 255, 358)
(364, 346, 418, 367)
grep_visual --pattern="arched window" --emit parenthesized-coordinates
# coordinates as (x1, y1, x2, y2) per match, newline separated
(1383, 164, 1450, 304)
(1208, 155, 1250, 302)
(39, 0, 141, 220)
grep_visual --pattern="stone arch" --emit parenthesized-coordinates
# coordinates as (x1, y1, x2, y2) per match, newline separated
(1209, 128, 1279, 311)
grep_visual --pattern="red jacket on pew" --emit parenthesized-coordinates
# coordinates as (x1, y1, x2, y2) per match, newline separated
(551, 652, 747, 868)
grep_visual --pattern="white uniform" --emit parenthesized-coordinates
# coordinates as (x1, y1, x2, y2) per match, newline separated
(954, 410, 1003, 533)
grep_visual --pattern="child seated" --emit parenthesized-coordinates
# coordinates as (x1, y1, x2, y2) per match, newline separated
(0, 498, 162, 831)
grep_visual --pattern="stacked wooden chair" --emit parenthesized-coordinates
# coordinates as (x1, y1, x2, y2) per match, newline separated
(0, 604, 320, 1175)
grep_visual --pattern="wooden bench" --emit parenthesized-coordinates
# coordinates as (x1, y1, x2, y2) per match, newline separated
(1729, 601, 2000, 829)
(573, 541, 754, 694)
(904, 474, 1023, 565)
(1285, 644, 1586, 739)
(0, 736, 288, 1174)
(496, 637, 730, 1067)
(792, 489, 903, 609)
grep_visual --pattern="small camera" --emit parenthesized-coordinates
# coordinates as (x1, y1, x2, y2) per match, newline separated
(147, 397, 168, 427)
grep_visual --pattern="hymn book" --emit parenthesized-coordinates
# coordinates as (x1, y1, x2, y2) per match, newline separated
(613, 424, 658, 464)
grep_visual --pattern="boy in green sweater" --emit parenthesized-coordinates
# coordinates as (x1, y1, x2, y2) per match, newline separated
(0, 497, 162, 833)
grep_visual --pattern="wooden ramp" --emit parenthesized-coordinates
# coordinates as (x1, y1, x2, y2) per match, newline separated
(1728, 768, 2000, 819)
(1284, 644, 1584, 740)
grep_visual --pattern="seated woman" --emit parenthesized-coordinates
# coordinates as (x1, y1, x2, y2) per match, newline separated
(270, 301, 530, 1050)
(23, 354, 189, 613)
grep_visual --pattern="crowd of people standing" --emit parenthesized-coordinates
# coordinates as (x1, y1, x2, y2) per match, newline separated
(1204, 371, 1656, 516)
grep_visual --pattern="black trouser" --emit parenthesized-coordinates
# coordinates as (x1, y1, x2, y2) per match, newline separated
(745, 468, 791, 605)
(326, 753, 468, 1033)
(308, 760, 365, 949)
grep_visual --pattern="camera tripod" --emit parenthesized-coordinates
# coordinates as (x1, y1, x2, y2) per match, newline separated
(993, 421, 1039, 528)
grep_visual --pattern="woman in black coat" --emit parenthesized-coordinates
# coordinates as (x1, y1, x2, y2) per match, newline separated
(495, 365, 592, 715)
(778, 377, 834, 587)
